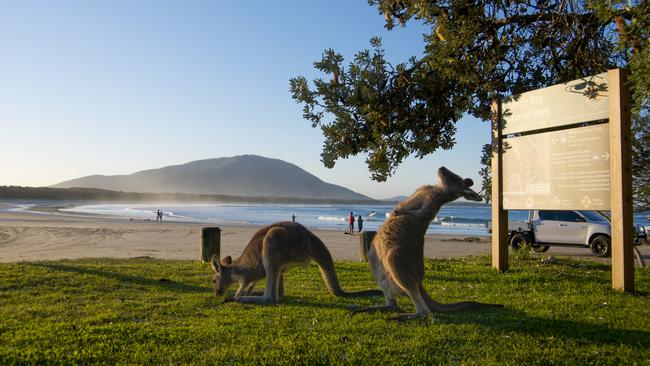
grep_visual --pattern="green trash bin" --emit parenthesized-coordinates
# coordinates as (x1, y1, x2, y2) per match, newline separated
(359, 231, 376, 261)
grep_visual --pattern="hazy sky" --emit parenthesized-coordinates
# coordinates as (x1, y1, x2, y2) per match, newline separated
(0, 1, 491, 199)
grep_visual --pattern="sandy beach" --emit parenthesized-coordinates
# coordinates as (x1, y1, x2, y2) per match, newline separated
(0, 208, 647, 264)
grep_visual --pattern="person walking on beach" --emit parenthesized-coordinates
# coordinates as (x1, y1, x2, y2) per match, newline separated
(348, 212, 355, 235)
(155, 210, 160, 222)
(357, 215, 363, 233)
(158, 210, 163, 222)
(292, 214, 296, 222)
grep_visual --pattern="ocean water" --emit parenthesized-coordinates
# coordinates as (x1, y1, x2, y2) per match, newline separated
(58, 203, 650, 237)
(60, 203, 499, 236)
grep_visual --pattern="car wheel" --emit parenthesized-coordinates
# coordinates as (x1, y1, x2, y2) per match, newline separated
(590, 235, 611, 257)
(509, 233, 529, 251)
(532, 245, 550, 253)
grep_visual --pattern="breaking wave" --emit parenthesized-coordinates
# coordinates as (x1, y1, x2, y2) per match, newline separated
(317, 216, 346, 222)
(433, 216, 487, 228)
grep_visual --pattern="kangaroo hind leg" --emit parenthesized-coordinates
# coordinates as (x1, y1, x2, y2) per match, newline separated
(353, 250, 402, 315)
(385, 253, 431, 321)
(234, 228, 284, 305)
(234, 264, 280, 304)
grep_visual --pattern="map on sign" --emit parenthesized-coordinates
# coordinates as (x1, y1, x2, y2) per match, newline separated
(502, 124, 611, 210)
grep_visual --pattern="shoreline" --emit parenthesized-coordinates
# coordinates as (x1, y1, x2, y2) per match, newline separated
(13, 201, 496, 236)
(1, 206, 647, 265)
(0, 208, 491, 263)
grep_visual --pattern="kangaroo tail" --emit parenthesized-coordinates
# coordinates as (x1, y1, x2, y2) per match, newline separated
(420, 285, 503, 313)
(308, 232, 383, 298)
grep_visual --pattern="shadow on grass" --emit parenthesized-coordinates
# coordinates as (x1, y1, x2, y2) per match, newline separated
(283, 296, 364, 311)
(216, 294, 367, 311)
(437, 307, 650, 348)
(28, 262, 209, 294)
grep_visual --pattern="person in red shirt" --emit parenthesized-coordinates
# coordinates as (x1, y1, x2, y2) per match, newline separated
(348, 212, 355, 235)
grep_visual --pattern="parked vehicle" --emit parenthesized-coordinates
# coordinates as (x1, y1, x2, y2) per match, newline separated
(488, 210, 643, 257)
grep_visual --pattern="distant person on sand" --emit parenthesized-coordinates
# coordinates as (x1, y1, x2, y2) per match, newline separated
(292, 214, 296, 222)
(348, 212, 355, 235)
(158, 210, 163, 222)
(357, 215, 363, 233)
(155, 210, 160, 222)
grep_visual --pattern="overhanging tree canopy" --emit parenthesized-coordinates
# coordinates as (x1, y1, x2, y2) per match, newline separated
(290, 0, 648, 183)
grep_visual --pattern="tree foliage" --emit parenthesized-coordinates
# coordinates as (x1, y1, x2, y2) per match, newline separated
(632, 111, 650, 210)
(290, 0, 648, 183)
(478, 143, 492, 203)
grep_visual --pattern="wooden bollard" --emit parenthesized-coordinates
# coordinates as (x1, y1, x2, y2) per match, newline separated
(201, 227, 221, 262)
(359, 231, 376, 261)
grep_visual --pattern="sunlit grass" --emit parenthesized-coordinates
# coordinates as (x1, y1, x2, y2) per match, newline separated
(0, 256, 648, 364)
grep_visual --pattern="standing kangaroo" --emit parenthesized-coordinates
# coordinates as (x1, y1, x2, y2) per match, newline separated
(357, 167, 502, 320)
(211, 221, 382, 304)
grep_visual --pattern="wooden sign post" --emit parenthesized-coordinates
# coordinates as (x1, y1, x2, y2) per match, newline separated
(491, 69, 634, 291)
(608, 69, 634, 291)
(491, 99, 509, 272)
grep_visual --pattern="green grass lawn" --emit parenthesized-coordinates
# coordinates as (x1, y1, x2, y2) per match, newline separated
(1, 255, 649, 365)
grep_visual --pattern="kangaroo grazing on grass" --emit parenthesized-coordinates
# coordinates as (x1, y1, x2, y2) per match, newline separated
(211, 221, 382, 304)
(355, 167, 503, 321)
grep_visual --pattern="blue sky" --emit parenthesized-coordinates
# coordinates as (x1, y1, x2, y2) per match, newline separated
(0, 1, 491, 199)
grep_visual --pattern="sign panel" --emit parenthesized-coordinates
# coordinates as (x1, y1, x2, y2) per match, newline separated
(502, 123, 610, 210)
(502, 73, 609, 134)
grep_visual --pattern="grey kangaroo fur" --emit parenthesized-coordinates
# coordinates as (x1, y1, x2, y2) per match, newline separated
(356, 166, 503, 321)
(211, 221, 382, 304)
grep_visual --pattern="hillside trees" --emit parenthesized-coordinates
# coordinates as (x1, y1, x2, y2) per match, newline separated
(290, 0, 648, 199)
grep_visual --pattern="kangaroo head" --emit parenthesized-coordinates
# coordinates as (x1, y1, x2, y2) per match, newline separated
(438, 166, 482, 202)
(210, 254, 234, 297)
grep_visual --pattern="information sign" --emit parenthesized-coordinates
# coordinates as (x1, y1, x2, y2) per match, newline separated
(502, 124, 610, 209)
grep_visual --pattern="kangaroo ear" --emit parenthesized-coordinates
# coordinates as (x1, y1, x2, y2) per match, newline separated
(222, 255, 232, 265)
(464, 178, 474, 188)
(438, 166, 461, 187)
(210, 255, 221, 273)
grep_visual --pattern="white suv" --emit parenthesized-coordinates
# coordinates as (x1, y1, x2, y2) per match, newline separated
(532, 210, 611, 257)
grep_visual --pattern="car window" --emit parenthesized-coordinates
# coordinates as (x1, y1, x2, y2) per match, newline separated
(538, 210, 557, 220)
(578, 210, 608, 222)
(557, 211, 582, 222)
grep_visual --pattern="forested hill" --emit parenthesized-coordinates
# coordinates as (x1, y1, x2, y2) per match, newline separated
(0, 186, 380, 205)
(50, 155, 369, 201)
